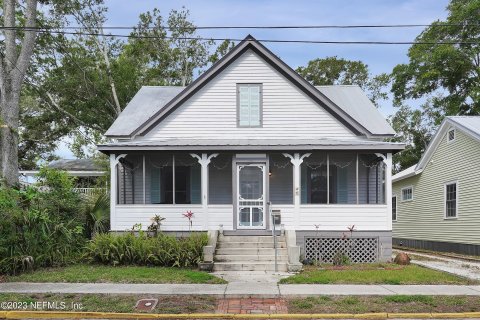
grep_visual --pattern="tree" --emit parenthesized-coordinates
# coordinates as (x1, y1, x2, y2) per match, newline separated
(388, 103, 436, 173)
(296, 56, 390, 107)
(26, 5, 234, 159)
(391, 0, 480, 120)
(0, 0, 38, 186)
(389, 0, 480, 170)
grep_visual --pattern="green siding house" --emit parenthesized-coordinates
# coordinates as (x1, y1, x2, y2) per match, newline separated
(392, 116, 480, 256)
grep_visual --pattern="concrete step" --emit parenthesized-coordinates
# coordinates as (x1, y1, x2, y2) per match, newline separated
(214, 254, 289, 262)
(215, 248, 288, 255)
(213, 262, 289, 272)
(218, 235, 285, 243)
(217, 241, 287, 249)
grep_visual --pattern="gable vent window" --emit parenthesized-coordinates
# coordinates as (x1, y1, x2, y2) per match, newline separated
(447, 129, 455, 142)
(237, 84, 262, 127)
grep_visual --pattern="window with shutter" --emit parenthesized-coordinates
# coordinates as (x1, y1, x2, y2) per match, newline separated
(237, 84, 262, 127)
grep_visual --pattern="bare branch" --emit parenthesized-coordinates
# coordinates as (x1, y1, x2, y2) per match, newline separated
(14, 0, 38, 86)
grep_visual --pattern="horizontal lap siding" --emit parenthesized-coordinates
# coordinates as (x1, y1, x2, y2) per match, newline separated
(207, 205, 234, 230)
(113, 205, 234, 231)
(299, 205, 389, 230)
(393, 129, 480, 245)
(143, 50, 358, 141)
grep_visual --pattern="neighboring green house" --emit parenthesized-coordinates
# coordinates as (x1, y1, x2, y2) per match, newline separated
(392, 116, 480, 256)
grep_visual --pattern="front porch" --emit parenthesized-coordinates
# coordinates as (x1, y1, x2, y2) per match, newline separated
(109, 151, 392, 234)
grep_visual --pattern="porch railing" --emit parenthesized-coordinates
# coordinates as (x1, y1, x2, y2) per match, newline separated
(73, 188, 107, 196)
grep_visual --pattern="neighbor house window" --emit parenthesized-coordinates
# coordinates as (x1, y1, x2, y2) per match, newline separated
(445, 182, 458, 218)
(447, 129, 455, 142)
(237, 84, 262, 127)
(392, 196, 397, 221)
(401, 186, 413, 201)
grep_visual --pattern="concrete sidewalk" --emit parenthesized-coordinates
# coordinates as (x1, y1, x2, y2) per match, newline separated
(1, 282, 480, 297)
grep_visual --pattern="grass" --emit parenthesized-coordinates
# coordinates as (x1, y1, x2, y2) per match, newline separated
(287, 295, 480, 314)
(0, 293, 478, 314)
(279, 263, 475, 284)
(5, 264, 226, 284)
(0, 293, 216, 314)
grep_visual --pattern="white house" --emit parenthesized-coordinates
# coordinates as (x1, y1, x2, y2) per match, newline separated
(98, 35, 404, 269)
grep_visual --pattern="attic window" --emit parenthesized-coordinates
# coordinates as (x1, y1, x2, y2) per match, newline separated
(237, 84, 262, 127)
(447, 129, 455, 142)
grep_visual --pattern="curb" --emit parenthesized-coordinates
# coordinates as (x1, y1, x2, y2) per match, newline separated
(1, 311, 480, 319)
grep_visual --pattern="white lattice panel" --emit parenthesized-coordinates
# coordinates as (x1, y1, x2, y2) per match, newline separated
(305, 237, 378, 263)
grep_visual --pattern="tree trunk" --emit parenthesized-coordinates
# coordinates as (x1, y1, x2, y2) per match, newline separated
(0, 0, 38, 187)
(0, 79, 21, 187)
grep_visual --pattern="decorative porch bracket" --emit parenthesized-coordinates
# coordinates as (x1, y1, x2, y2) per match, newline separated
(191, 153, 219, 229)
(110, 153, 127, 230)
(283, 152, 311, 228)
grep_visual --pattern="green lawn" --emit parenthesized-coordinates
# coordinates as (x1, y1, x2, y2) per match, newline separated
(0, 293, 479, 314)
(6, 264, 226, 284)
(279, 264, 474, 285)
(0, 293, 217, 314)
(288, 295, 480, 314)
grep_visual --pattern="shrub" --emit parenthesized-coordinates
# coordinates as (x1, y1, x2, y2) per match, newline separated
(84, 231, 208, 268)
(83, 193, 110, 238)
(0, 169, 86, 275)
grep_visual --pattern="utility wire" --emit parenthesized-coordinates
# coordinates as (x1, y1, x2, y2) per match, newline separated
(1, 28, 479, 45)
(0, 23, 479, 30)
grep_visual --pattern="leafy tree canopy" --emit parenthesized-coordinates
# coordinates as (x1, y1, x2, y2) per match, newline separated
(296, 56, 390, 107)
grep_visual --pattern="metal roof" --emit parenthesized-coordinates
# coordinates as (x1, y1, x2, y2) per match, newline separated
(392, 164, 418, 182)
(98, 138, 404, 152)
(316, 85, 395, 136)
(105, 86, 185, 137)
(448, 116, 480, 140)
(48, 159, 103, 171)
(103, 35, 395, 138)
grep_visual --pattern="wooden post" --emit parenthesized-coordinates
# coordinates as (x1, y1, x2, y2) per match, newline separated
(110, 153, 126, 231)
(283, 152, 311, 229)
(191, 153, 219, 230)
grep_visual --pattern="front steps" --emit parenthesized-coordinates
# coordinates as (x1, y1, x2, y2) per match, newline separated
(213, 235, 288, 272)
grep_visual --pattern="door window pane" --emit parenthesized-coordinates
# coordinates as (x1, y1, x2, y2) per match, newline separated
(252, 208, 264, 226)
(239, 208, 250, 226)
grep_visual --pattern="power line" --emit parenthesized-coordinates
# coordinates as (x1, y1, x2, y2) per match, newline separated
(1, 27, 478, 45)
(0, 23, 479, 30)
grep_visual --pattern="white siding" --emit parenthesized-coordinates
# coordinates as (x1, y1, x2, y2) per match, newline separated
(113, 204, 388, 231)
(142, 49, 358, 141)
(113, 205, 233, 231)
(298, 205, 389, 230)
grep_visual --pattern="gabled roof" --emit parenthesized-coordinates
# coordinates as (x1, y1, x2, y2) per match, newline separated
(316, 85, 395, 136)
(104, 35, 395, 139)
(105, 86, 184, 137)
(392, 116, 480, 183)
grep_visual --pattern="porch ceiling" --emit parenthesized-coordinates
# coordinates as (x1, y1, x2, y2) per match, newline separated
(98, 138, 405, 153)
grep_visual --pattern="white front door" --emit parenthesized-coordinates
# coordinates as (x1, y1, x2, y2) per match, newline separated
(237, 163, 266, 229)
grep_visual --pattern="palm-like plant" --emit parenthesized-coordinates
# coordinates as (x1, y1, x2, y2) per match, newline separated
(84, 193, 110, 238)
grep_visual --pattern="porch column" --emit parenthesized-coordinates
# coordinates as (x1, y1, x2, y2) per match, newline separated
(283, 152, 311, 229)
(376, 152, 393, 229)
(385, 153, 393, 229)
(191, 153, 219, 229)
(110, 153, 126, 231)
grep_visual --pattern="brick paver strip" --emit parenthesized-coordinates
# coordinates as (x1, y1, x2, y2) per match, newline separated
(216, 298, 288, 314)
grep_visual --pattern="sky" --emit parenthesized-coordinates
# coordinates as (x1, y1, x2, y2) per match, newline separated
(55, 0, 451, 158)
